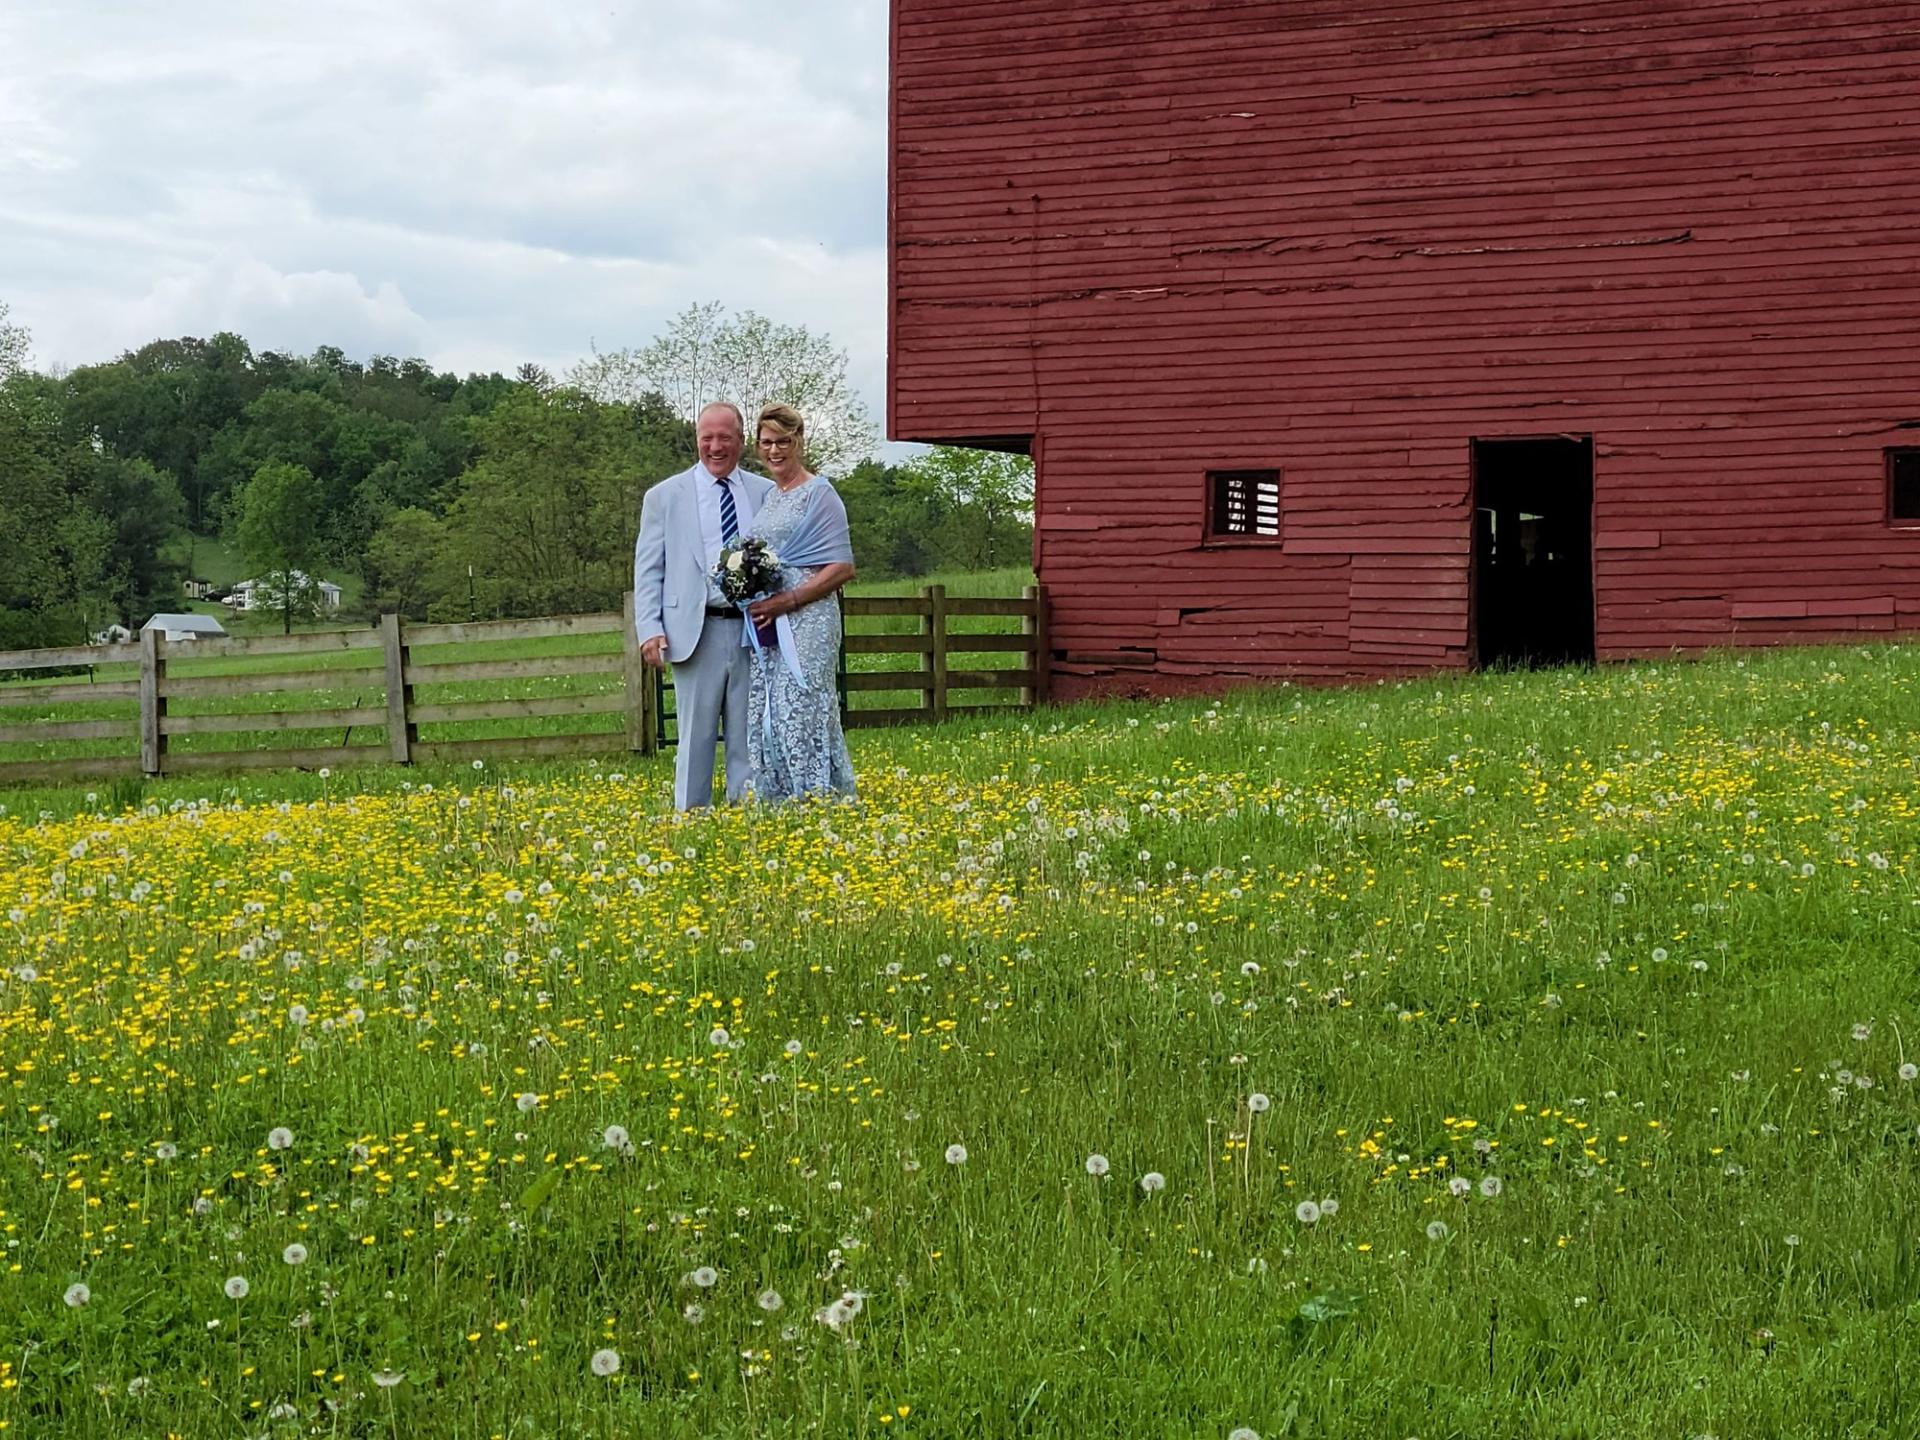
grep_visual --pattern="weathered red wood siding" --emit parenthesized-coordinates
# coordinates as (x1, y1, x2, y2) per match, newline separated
(889, 0, 1920, 692)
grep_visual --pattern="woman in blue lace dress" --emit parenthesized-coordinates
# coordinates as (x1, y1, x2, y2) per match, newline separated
(742, 404, 858, 801)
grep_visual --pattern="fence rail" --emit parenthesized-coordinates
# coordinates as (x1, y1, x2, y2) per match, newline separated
(0, 585, 1049, 786)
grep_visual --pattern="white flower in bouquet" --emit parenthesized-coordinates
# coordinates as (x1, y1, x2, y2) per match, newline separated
(726, 551, 745, 572)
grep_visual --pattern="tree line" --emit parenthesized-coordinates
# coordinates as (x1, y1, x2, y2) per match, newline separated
(0, 300, 1032, 646)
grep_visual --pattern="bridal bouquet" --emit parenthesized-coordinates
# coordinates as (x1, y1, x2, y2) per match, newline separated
(713, 537, 783, 603)
(713, 537, 784, 648)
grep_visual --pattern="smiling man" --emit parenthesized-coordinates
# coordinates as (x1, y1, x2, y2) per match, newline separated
(633, 401, 775, 809)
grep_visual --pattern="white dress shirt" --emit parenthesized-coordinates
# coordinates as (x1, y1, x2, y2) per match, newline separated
(695, 466, 760, 605)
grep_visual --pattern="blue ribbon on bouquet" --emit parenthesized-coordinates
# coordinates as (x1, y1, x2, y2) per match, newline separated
(738, 599, 807, 686)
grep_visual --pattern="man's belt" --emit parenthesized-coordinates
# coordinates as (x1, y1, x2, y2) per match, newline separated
(705, 605, 737, 618)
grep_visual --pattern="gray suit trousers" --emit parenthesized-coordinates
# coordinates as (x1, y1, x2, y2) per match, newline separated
(672, 613, 752, 810)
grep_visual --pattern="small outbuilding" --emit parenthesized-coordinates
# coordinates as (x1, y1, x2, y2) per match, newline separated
(142, 613, 228, 643)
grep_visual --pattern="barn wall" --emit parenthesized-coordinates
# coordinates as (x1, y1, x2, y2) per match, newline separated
(890, 0, 1920, 690)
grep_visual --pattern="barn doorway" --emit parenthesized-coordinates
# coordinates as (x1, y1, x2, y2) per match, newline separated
(1471, 436, 1595, 667)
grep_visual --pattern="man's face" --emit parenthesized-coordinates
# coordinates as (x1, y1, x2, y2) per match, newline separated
(697, 408, 745, 477)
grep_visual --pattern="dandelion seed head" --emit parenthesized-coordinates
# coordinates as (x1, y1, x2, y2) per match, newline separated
(590, 1348, 621, 1376)
(224, 1275, 249, 1300)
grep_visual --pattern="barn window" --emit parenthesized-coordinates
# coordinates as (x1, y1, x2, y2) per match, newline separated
(1206, 469, 1281, 542)
(1892, 449, 1920, 524)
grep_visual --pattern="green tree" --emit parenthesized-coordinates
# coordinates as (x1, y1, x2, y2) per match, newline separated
(78, 451, 188, 626)
(62, 333, 260, 531)
(0, 300, 28, 383)
(364, 506, 448, 620)
(436, 388, 691, 619)
(897, 446, 1035, 570)
(231, 461, 330, 634)
(0, 384, 115, 647)
(570, 302, 877, 475)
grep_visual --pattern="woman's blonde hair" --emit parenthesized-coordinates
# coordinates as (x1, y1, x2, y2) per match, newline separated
(756, 403, 806, 443)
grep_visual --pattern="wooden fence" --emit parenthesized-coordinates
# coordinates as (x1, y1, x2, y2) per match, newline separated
(0, 585, 1049, 786)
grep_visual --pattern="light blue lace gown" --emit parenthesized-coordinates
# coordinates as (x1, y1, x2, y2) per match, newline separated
(745, 478, 857, 801)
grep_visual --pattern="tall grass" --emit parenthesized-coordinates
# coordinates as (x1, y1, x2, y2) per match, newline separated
(1, 642, 1917, 1436)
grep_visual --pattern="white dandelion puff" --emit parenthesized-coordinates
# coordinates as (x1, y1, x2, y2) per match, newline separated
(1139, 1170, 1166, 1194)
(1295, 1200, 1321, 1225)
(757, 1289, 784, 1313)
(1247, 1093, 1271, 1114)
(373, 1368, 405, 1388)
(944, 1144, 968, 1166)
(602, 1124, 630, 1151)
(282, 1243, 308, 1266)
(708, 1027, 731, 1047)
(1085, 1153, 1110, 1177)
(1426, 1221, 1450, 1241)
(224, 1275, 250, 1300)
(267, 1127, 294, 1151)
(63, 1282, 90, 1308)
(154, 1141, 177, 1162)
(516, 1093, 539, 1113)
(1479, 1176, 1503, 1198)
(590, 1348, 621, 1377)
(687, 1266, 719, 1289)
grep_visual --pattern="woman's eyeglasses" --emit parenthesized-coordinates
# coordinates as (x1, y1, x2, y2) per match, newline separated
(758, 436, 797, 450)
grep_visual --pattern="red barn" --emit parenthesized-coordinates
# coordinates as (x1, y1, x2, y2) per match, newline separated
(887, 1, 1920, 693)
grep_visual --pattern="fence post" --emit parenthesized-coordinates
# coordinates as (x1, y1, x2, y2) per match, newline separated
(139, 629, 166, 776)
(621, 594, 655, 755)
(925, 584, 949, 723)
(1023, 583, 1052, 705)
(381, 613, 413, 764)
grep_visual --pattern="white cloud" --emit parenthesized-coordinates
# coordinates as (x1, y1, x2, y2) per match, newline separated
(0, 0, 895, 436)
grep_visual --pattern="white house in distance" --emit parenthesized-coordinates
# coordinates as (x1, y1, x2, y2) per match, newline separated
(92, 623, 135, 645)
(226, 572, 342, 612)
(141, 613, 228, 642)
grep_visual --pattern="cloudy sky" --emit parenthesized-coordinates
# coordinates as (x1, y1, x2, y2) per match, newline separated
(0, 0, 891, 422)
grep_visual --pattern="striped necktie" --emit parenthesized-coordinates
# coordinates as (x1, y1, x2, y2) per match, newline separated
(717, 478, 739, 546)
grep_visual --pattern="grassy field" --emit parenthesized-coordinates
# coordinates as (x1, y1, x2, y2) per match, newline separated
(0, 567, 1037, 770)
(3, 642, 1919, 1437)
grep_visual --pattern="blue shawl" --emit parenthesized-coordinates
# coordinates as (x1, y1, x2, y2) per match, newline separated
(739, 479, 854, 685)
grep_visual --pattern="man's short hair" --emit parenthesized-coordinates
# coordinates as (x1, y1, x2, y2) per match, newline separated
(697, 401, 745, 434)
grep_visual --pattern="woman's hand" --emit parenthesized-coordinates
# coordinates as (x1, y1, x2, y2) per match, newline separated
(748, 591, 796, 624)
